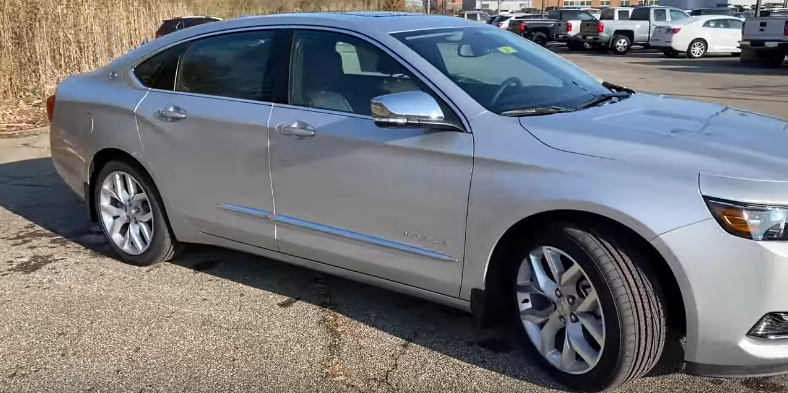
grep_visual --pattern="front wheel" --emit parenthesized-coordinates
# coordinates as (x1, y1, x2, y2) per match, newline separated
(509, 224, 666, 391)
(94, 160, 180, 266)
(610, 35, 631, 55)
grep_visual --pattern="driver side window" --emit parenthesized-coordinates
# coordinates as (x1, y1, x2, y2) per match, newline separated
(289, 29, 459, 123)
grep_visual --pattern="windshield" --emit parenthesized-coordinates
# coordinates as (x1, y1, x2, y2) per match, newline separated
(392, 27, 611, 115)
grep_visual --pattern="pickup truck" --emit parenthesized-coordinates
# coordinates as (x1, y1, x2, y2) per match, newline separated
(579, 6, 691, 54)
(739, 13, 788, 67)
(508, 9, 598, 49)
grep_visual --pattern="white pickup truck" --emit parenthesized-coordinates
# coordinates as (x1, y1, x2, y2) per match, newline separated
(739, 12, 788, 67)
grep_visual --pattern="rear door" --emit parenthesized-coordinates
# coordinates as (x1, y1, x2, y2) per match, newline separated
(134, 28, 290, 251)
(703, 18, 730, 52)
(268, 28, 473, 295)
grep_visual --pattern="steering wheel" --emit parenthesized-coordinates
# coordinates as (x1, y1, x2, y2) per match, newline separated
(490, 77, 522, 108)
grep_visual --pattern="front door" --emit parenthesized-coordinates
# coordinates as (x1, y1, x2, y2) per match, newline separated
(135, 29, 284, 250)
(268, 29, 473, 295)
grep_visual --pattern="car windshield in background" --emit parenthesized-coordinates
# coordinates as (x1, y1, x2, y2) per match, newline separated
(392, 27, 612, 115)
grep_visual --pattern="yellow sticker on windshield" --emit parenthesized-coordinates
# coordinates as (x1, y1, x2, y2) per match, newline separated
(498, 46, 517, 54)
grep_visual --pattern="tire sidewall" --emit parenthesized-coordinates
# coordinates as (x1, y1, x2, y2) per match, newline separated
(94, 161, 171, 266)
(508, 225, 625, 391)
(532, 33, 547, 47)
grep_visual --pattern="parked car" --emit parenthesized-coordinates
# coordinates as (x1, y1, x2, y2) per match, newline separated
(549, 9, 600, 49)
(579, 6, 691, 54)
(459, 10, 491, 23)
(155, 16, 223, 38)
(739, 14, 788, 67)
(507, 18, 563, 45)
(49, 12, 788, 392)
(650, 15, 744, 58)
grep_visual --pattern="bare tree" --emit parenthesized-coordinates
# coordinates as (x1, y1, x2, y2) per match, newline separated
(383, 0, 407, 11)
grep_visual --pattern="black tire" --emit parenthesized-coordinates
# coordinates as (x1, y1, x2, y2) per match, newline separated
(686, 39, 706, 59)
(662, 49, 680, 58)
(583, 42, 594, 50)
(595, 44, 609, 54)
(94, 160, 180, 266)
(531, 32, 548, 47)
(758, 52, 785, 68)
(566, 41, 580, 50)
(508, 224, 666, 392)
(610, 35, 631, 55)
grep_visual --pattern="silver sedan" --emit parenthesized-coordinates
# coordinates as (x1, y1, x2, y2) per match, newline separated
(48, 11, 788, 391)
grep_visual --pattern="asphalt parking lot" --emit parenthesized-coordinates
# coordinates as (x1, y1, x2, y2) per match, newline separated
(2, 50, 788, 393)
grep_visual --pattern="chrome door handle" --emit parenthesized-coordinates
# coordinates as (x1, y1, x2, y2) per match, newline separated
(155, 106, 187, 121)
(276, 121, 315, 137)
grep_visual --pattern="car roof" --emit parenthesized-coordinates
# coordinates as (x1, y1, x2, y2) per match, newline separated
(186, 12, 478, 35)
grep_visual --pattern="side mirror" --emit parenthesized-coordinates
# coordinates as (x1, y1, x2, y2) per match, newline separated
(371, 91, 460, 131)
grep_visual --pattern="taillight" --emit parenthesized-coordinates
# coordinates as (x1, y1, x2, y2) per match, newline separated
(668, 28, 681, 34)
(597, 22, 604, 33)
(155, 33, 162, 39)
(784, 20, 788, 35)
(566, 23, 573, 32)
(520, 23, 526, 32)
(46, 94, 56, 122)
(497, 22, 503, 27)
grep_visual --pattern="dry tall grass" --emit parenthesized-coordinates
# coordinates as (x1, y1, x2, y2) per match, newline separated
(0, 0, 407, 129)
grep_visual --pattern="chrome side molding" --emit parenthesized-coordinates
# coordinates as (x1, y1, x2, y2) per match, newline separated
(217, 203, 457, 262)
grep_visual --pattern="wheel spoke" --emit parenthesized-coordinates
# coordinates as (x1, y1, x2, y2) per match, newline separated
(529, 254, 558, 297)
(543, 247, 565, 282)
(515, 282, 541, 296)
(125, 174, 136, 199)
(521, 307, 554, 325)
(100, 185, 121, 204)
(129, 222, 145, 251)
(559, 264, 583, 287)
(138, 221, 152, 243)
(576, 289, 599, 313)
(130, 192, 147, 204)
(577, 312, 604, 345)
(121, 226, 132, 251)
(561, 329, 577, 370)
(568, 322, 599, 366)
(540, 315, 563, 356)
(109, 215, 128, 238)
(100, 202, 124, 217)
(114, 173, 129, 204)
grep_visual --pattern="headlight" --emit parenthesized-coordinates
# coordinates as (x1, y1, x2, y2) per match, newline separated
(705, 197, 788, 241)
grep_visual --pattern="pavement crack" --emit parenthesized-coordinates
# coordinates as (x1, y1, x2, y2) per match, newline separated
(372, 331, 418, 392)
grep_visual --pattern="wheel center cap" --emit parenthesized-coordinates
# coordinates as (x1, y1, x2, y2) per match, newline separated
(557, 300, 572, 316)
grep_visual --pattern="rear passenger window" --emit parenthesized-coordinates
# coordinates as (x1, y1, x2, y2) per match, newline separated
(175, 30, 276, 101)
(630, 8, 649, 20)
(617, 10, 630, 20)
(133, 42, 188, 90)
(728, 19, 743, 29)
(601, 9, 614, 20)
(654, 9, 667, 21)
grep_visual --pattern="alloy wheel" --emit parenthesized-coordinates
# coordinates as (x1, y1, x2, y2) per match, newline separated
(98, 171, 155, 255)
(516, 246, 605, 375)
(690, 41, 705, 58)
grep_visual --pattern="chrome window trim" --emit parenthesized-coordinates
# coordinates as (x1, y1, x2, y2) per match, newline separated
(218, 203, 457, 262)
(126, 25, 288, 91)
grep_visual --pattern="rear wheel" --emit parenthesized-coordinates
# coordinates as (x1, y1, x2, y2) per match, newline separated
(509, 224, 666, 391)
(662, 49, 680, 58)
(758, 52, 785, 68)
(94, 160, 180, 266)
(531, 32, 548, 47)
(610, 35, 631, 55)
(686, 39, 707, 59)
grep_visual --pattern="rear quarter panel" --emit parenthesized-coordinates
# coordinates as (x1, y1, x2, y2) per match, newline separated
(50, 67, 148, 199)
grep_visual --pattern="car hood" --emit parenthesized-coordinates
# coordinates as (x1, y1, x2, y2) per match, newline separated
(519, 92, 788, 181)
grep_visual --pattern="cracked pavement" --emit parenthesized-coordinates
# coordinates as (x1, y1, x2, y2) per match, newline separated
(2, 52, 788, 393)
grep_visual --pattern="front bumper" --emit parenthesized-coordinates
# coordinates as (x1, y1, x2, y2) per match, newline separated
(652, 219, 788, 377)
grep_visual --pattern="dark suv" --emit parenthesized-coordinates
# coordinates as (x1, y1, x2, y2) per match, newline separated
(155, 16, 222, 38)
